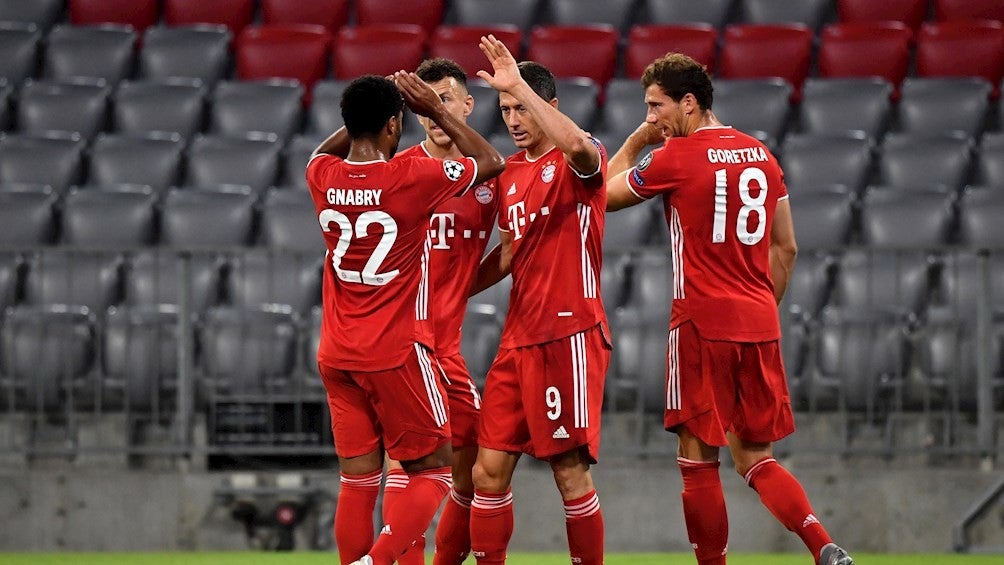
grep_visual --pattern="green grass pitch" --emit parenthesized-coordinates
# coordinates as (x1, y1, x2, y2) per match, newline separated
(0, 553, 999, 564)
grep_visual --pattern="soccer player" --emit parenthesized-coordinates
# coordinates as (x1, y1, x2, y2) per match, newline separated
(305, 73, 504, 565)
(382, 58, 501, 565)
(603, 53, 854, 565)
(468, 35, 610, 565)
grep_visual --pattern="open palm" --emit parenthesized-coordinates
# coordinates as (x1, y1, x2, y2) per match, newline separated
(477, 34, 522, 93)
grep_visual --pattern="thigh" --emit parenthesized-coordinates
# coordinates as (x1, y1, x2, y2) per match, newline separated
(318, 362, 380, 459)
(478, 347, 530, 454)
(731, 340, 795, 443)
(439, 352, 481, 448)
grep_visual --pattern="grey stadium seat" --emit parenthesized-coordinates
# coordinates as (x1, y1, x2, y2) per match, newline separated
(469, 273, 511, 320)
(643, 0, 734, 28)
(781, 132, 873, 193)
(200, 306, 299, 393)
(227, 249, 322, 315)
(604, 198, 659, 252)
(60, 186, 159, 248)
(598, 79, 648, 151)
(23, 250, 123, 313)
(601, 250, 631, 311)
(0, 252, 20, 315)
(0, 133, 86, 194)
(280, 134, 323, 189)
(898, 78, 993, 138)
(714, 79, 792, 142)
(548, 0, 636, 33)
(959, 186, 1004, 248)
(88, 133, 185, 192)
(259, 188, 325, 251)
(306, 79, 348, 135)
(139, 25, 232, 85)
(467, 81, 502, 137)
(799, 78, 892, 139)
(830, 249, 934, 319)
(975, 133, 1004, 187)
(113, 79, 207, 138)
(17, 79, 110, 140)
(0, 80, 11, 131)
(737, 0, 832, 29)
(878, 132, 973, 192)
(784, 250, 834, 320)
(555, 78, 600, 132)
(788, 187, 854, 250)
(161, 186, 256, 247)
(209, 80, 304, 142)
(450, 0, 541, 32)
(0, 0, 63, 30)
(859, 187, 956, 248)
(0, 189, 58, 247)
(621, 249, 673, 326)
(124, 248, 222, 312)
(43, 24, 137, 85)
(185, 134, 282, 194)
(0, 22, 41, 83)
(103, 305, 183, 412)
(609, 318, 670, 420)
(934, 250, 1004, 322)
(910, 317, 1004, 412)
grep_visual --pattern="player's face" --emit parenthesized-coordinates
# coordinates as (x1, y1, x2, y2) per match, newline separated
(419, 77, 473, 148)
(499, 91, 545, 151)
(644, 84, 686, 138)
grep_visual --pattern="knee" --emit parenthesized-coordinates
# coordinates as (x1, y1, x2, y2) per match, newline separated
(550, 461, 592, 500)
(472, 460, 510, 493)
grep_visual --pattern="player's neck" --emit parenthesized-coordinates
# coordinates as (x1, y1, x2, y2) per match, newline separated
(685, 110, 722, 136)
(525, 139, 556, 161)
(421, 139, 462, 160)
(347, 139, 390, 163)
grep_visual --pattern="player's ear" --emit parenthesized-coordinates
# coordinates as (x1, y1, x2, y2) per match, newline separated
(464, 94, 474, 117)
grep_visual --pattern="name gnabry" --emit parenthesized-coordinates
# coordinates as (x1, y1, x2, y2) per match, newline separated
(706, 147, 768, 164)
(326, 188, 383, 206)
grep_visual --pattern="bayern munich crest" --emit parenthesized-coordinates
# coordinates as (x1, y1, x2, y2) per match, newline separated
(474, 184, 494, 204)
(541, 163, 557, 183)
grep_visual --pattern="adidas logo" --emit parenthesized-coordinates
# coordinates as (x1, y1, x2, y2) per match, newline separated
(380, 524, 392, 536)
(802, 514, 820, 528)
(552, 425, 570, 439)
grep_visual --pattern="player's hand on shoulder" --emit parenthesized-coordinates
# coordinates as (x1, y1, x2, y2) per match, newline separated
(393, 71, 443, 118)
(477, 34, 522, 94)
(632, 122, 666, 146)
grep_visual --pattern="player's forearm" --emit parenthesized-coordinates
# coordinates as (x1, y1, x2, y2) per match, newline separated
(470, 242, 510, 296)
(510, 82, 599, 174)
(770, 244, 797, 304)
(428, 107, 505, 183)
(311, 127, 350, 159)
(608, 129, 651, 178)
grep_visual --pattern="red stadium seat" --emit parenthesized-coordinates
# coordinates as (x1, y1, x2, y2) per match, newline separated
(164, 0, 255, 35)
(70, 0, 159, 30)
(237, 25, 332, 103)
(625, 24, 718, 78)
(936, 0, 1004, 23)
(334, 24, 427, 80)
(819, 22, 913, 98)
(261, 0, 350, 33)
(356, 0, 444, 37)
(917, 21, 1004, 98)
(527, 25, 619, 87)
(720, 24, 813, 100)
(430, 25, 522, 78)
(838, 0, 927, 32)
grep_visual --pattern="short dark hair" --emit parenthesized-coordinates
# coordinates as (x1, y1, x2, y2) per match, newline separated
(517, 61, 556, 101)
(340, 75, 404, 137)
(416, 58, 468, 88)
(641, 53, 714, 110)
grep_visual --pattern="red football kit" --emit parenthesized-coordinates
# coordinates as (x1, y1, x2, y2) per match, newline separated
(625, 125, 794, 446)
(306, 151, 478, 460)
(398, 142, 500, 447)
(479, 141, 611, 462)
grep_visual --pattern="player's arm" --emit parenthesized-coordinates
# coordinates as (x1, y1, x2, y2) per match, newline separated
(310, 127, 350, 159)
(770, 197, 798, 305)
(605, 123, 664, 211)
(469, 231, 513, 296)
(477, 35, 599, 177)
(395, 71, 504, 184)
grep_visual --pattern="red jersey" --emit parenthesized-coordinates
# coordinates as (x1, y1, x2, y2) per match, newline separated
(306, 152, 478, 371)
(625, 126, 787, 342)
(498, 141, 609, 348)
(397, 142, 500, 356)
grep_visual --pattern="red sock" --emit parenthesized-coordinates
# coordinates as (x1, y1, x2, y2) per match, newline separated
(469, 488, 513, 565)
(368, 467, 451, 565)
(335, 470, 382, 564)
(679, 458, 728, 565)
(745, 457, 833, 561)
(563, 489, 604, 565)
(383, 469, 426, 565)
(433, 488, 473, 565)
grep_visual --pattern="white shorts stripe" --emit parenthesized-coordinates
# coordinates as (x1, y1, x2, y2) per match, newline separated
(415, 344, 448, 426)
(667, 327, 681, 410)
(570, 331, 588, 429)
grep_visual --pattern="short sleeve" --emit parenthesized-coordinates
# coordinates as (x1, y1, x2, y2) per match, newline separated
(625, 145, 681, 200)
(305, 153, 340, 190)
(404, 156, 480, 214)
(776, 167, 789, 201)
(570, 137, 608, 190)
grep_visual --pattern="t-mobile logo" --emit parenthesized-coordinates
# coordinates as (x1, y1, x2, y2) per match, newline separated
(507, 201, 527, 240)
(429, 212, 455, 249)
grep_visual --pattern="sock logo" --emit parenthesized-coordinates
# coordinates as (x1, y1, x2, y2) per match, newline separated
(571, 558, 582, 563)
(380, 524, 392, 536)
(473, 552, 486, 558)
(552, 425, 570, 439)
(802, 514, 820, 528)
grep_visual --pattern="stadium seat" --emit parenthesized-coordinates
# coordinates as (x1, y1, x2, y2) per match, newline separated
(737, 0, 833, 29)
(0, 0, 63, 30)
(596, 78, 647, 150)
(430, 25, 522, 78)
(720, 24, 813, 100)
(163, 0, 254, 35)
(333, 24, 426, 80)
(60, 186, 158, 247)
(261, 0, 349, 32)
(910, 315, 1004, 412)
(554, 78, 600, 131)
(830, 249, 934, 319)
(547, 0, 637, 33)
(138, 25, 232, 85)
(0, 133, 86, 194)
(469, 272, 511, 320)
(917, 21, 1004, 98)
(184, 134, 282, 194)
(209, 80, 304, 141)
(103, 304, 183, 412)
(0, 189, 58, 246)
(713, 78, 792, 141)
(87, 132, 185, 192)
(785, 250, 834, 320)
(527, 25, 620, 87)
(124, 248, 222, 311)
(818, 22, 913, 98)
(306, 80, 347, 135)
(356, 0, 445, 36)
(859, 188, 956, 248)
(622, 249, 673, 326)
(279, 135, 322, 189)
(0, 22, 42, 84)
(0, 80, 11, 131)
(643, 0, 733, 28)
(160, 186, 256, 247)
(236, 25, 332, 101)
(788, 187, 855, 250)
(935, 250, 1004, 321)
(24, 249, 123, 313)
(112, 79, 207, 138)
(18, 79, 110, 140)
(604, 199, 658, 252)
(878, 133, 973, 192)
(467, 81, 503, 137)
(43, 24, 137, 85)
(781, 132, 873, 194)
(70, 0, 159, 31)
(609, 317, 669, 420)
(200, 306, 299, 392)
(227, 249, 322, 315)
(936, 0, 1004, 23)
(601, 250, 631, 311)
(0, 252, 20, 314)
(450, 0, 541, 32)
(625, 24, 718, 78)
(837, 0, 927, 32)
(898, 78, 993, 138)
(799, 78, 893, 139)
(959, 186, 1004, 248)
(975, 133, 1004, 186)
(259, 188, 326, 251)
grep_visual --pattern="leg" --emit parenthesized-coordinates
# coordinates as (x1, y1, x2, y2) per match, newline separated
(384, 456, 426, 565)
(470, 447, 520, 565)
(337, 449, 385, 565)
(676, 426, 728, 565)
(433, 444, 478, 565)
(550, 447, 604, 565)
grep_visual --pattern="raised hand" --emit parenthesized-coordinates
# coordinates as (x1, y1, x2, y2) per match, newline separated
(393, 71, 444, 118)
(476, 34, 523, 94)
(634, 121, 668, 145)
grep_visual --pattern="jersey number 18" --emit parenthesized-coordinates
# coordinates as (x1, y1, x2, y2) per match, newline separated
(712, 166, 768, 246)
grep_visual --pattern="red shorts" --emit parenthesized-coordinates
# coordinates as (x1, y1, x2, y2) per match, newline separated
(437, 352, 481, 448)
(479, 324, 611, 462)
(664, 321, 795, 447)
(319, 343, 451, 462)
